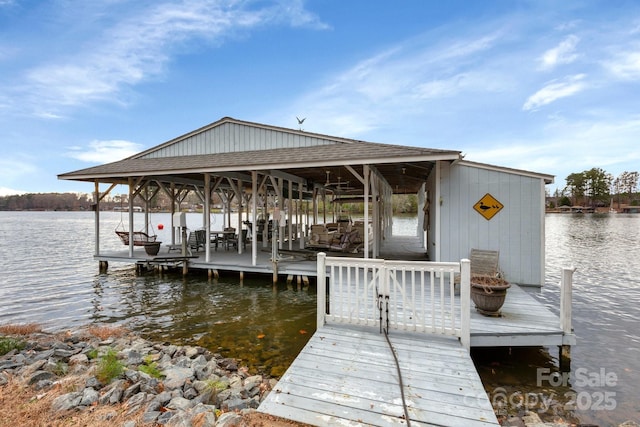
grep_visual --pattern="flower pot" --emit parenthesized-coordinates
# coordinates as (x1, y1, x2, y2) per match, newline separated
(144, 242, 161, 255)
(470, 276, 510, 316)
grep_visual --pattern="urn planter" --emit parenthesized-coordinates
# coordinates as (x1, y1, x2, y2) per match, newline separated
(470, 275, 510, 316)
(144, 242, 161, 255)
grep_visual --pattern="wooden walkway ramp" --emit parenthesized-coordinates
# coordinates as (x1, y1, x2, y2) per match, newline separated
(259, 323, 499, 426)
(260, 254, 500, 426)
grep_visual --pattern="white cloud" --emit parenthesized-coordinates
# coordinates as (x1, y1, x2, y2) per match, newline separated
(523, 74, 587, 111)
(0, 187, 25, 196)
(281, 31, 505, 136)
(66, 140, 143, 163)
(539, 35, 580, 70)
(12, 1, 328, 116)
(604, 50, 640, 80)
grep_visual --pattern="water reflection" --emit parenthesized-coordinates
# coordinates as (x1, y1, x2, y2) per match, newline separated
(1, 211, 639, 425)
(90, 269, 317, 377)
(474, 213, 640, 425)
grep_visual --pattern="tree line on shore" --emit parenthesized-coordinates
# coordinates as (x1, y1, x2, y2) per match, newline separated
(548, 169, 639, 208)
(0, 191, 420, 214)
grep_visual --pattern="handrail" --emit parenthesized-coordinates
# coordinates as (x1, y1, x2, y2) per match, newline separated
(317, 253, 471, 350)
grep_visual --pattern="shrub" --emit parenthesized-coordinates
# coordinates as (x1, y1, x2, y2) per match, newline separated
(138, 356, 163, 379)
(87, 325, 127, 340)
(96, 348, 125, 384)
(0, 337, 25, 356)
(0, 323, 41, 335)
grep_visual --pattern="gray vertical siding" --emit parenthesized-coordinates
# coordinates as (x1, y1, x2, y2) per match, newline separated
(141, 122, 336, 159)
(439, 163, 545, 286)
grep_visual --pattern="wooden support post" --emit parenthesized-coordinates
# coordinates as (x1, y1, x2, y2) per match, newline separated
(560, 266, 575, 364)
(272, 260, 278, 284)
(287, 274, 293, 285)
(240, 271, 244, 283)
(459, 258, 471, 351)
(99, 261, 108, 273)
(182, 260, 188, 276)
(302, 276, 309, 287)
(316, 253, 327, 329)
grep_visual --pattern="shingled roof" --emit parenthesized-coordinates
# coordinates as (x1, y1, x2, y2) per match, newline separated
(59, 117, 462, 194)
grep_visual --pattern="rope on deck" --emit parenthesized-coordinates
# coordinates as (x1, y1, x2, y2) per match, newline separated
(378, 292, 412, 427)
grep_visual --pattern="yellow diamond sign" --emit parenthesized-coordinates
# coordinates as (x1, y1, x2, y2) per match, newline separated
(473, 193, 504, 220)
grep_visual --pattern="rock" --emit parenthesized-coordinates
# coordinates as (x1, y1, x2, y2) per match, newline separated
(99, 379, 127, 405)
(122, 381, 141, 401)
(162, 366, 194, 390)
(189, 403, 217, 427)
(80, 387, 100, 406)
(218, 358, 238, 371)
(0, 328, 277, 427)
(183, 386, 198, 400)
(191, 354, 208, 370)
(0, 361, 22, 371)
(163, 344, 179, 358)
(51, 391, 83, 412)
(121, 349, 143, 366)
(21, 359, 46, 377)
(53, 348, 77, 359)
(28, 370, 56, 385)
(153, 390, 172, 406)
(31, 349, 55, 363)
(156, 410, 174, 425)
(184, 346, 199, 358)
(215, 388, 241, 407)
(143, 410, 161, 424)
(244, 374, 263, 396)
(167, 396, 193, 411)
(125, 391, 148, 416)
(124, 369, 141, 382)
(228, 374, 243, 389)
(69, 353, 89, 365)
(215, 412, 243, 427)
(85, 376, 102, 389)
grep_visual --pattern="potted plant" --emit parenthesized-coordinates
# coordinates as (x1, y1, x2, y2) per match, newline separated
(144, 241, 161, 256)
(470, 274, 510, 316)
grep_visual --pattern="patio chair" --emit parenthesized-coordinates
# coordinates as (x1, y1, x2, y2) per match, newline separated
(469, 249, 500, 277)
(455, 248, 501, 285)
(226, 229, 247, 250)
(187, 229, 206, 253)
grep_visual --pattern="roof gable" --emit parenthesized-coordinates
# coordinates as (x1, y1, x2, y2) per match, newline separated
(136, 117, 354, 159)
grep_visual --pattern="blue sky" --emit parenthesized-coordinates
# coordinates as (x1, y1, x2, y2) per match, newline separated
(1, 0, 639, 196)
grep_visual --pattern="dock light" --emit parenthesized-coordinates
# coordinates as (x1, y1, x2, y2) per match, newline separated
(157, 224, 164, 230)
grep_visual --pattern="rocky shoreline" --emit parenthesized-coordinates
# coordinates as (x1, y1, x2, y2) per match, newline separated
(0, 326, 297, 426)
(2, 326, 638, 427)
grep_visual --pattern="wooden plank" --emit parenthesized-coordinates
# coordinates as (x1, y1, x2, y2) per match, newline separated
(259, 324, 499, 427)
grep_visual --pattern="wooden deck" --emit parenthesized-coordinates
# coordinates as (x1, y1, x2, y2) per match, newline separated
(96, 235, 574, 348)
(259, 324, 499, 426)
(470, 284, 575, 347)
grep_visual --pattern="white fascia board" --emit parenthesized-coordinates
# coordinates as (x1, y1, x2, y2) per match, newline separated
(458, 160, 555, 184)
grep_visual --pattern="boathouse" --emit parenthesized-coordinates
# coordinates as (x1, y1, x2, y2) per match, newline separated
(59, 117, 575, 425)
(59, 116, 552, 286)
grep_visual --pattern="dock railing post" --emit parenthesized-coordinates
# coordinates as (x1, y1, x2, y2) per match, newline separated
(460, 258, 471, 351)
(317, 252, 327, 329)
(560, 266, 575, 336)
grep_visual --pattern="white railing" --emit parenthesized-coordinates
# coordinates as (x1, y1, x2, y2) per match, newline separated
(317, 253, 471, 350)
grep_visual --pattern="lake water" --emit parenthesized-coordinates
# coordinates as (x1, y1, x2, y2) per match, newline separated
(0, 211, 638, 425)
